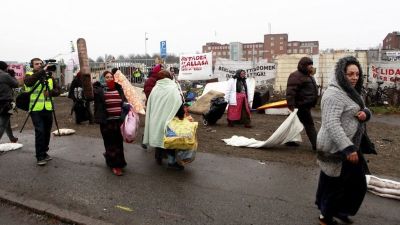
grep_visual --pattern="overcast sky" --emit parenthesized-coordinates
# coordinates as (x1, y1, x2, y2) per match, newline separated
(1, 0, 399, 62)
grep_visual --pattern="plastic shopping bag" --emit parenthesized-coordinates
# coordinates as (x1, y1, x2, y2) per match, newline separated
(163, 117, 198, 150)
(120, 109, 140, 143)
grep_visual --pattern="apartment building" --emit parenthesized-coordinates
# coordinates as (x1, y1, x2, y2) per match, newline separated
(202, 33, 319, 63)
(383, 31, 400, 50)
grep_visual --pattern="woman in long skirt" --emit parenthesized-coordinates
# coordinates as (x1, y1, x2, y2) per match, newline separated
(316, 56, 371, 225)
(93, 71, 127, 176)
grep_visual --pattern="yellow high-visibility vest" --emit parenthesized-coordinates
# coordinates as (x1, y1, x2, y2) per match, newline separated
(24, 72, 54, 111)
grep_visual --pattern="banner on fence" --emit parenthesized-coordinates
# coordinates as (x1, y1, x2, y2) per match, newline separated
(370, 63, 400, 87)
(214, 58, 276, 86)
(7, 64, 25, 80)
(178, 52, 212, 80)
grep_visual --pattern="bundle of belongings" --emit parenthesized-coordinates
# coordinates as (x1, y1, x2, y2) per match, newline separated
(164, 117, 198, 165)
(366, 175, 400, 200)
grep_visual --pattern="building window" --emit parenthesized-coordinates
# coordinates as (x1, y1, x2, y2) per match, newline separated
(299, 49, 304, 53)
(271, 42, 274, 46)
(293, 49, 297, 53)
(280, 46, 283, 50)
(280, 36, 283, 40)
(293, 43, 298, 46)
(280, 42, 283, 45)
(287, 49, 292, 53)
(288, 43, 291, 46)
(306, 48, 310, 53)
(271, 37, 274, 40)
(259, 44, 263, 48)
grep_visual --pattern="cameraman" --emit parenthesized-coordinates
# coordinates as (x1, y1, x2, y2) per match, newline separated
(0, 61, 19, 143)
(24, 58, 60, 166)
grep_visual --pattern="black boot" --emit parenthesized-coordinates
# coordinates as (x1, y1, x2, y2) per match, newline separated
(168, 162, 184, 171)
(155, 148, 162, 165)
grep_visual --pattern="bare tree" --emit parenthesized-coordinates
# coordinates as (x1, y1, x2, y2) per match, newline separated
(117, 55, 126, 61)
(96, 56, 104, 63)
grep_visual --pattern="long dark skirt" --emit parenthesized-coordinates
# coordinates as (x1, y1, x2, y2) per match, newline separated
(100, 119, 127, 168)
(316, 156, 367, 218)
(73, 101, 89, 124)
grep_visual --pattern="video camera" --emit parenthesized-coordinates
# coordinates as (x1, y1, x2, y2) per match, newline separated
(44, 59, 57, 72)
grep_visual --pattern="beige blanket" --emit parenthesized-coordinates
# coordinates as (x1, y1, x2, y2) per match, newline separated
(189, 90, 224, 114)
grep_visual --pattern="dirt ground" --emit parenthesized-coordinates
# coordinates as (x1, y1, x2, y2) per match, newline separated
(11, 97, 400, 178)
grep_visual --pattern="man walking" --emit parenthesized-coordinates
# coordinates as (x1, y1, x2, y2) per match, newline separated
(286, 57, 318, 150)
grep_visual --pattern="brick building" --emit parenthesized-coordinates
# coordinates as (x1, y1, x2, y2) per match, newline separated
(202, 42, 230, 64)
(202, 33, 319, 63)
(382, 31, 400, 50)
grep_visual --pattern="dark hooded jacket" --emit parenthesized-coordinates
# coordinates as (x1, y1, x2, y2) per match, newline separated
(143, 64, 162, 100)
(0, 69, 18, 103)
(286, 57, 318, 108)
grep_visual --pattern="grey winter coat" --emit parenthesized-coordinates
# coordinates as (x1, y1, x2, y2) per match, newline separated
(0, 69, 18, 102)
(316, 76, 371, 177)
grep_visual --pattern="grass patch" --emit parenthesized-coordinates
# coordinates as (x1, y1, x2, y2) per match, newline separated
(369, 106, 400, 114)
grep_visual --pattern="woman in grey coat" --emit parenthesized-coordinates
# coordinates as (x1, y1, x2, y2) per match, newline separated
(315, 56, 371, 225)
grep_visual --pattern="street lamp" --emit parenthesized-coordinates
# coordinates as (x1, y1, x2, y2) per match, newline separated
(145, 32, 149, 56)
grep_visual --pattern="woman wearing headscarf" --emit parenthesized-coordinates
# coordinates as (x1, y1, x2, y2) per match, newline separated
(225, 69, 253, 128)
(143, 64, 163, 100)
(315, 56, 371, 225)
(143, 70, 185, 170)
(93, 71, 127, 176)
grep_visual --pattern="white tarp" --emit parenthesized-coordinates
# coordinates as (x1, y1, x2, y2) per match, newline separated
(366, 175, 400, 200)
(214, 58, 276, 86)
(222, 109, 303, 148)
(201, 78, 256, 108)
(178, 52, 213, 80)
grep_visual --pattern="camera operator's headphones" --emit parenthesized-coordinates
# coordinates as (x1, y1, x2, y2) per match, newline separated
(30, 58, 43, 68)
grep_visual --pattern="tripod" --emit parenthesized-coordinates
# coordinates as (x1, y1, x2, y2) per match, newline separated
(20, 75, 60, 134)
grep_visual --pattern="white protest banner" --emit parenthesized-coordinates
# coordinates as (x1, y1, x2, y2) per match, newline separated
(214, 58, 276, 86)
(370, 63, 400, 88)
(8, 64, 25, 80)
(178, 52, 213, 80)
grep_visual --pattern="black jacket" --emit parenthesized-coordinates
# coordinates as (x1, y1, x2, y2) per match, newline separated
(93, 81, 126, 124)
(286, 61, 318, 109)
(68, 77, 83, 101)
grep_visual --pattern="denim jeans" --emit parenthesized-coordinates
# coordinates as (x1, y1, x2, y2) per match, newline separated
(31, 110, 53, 160)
